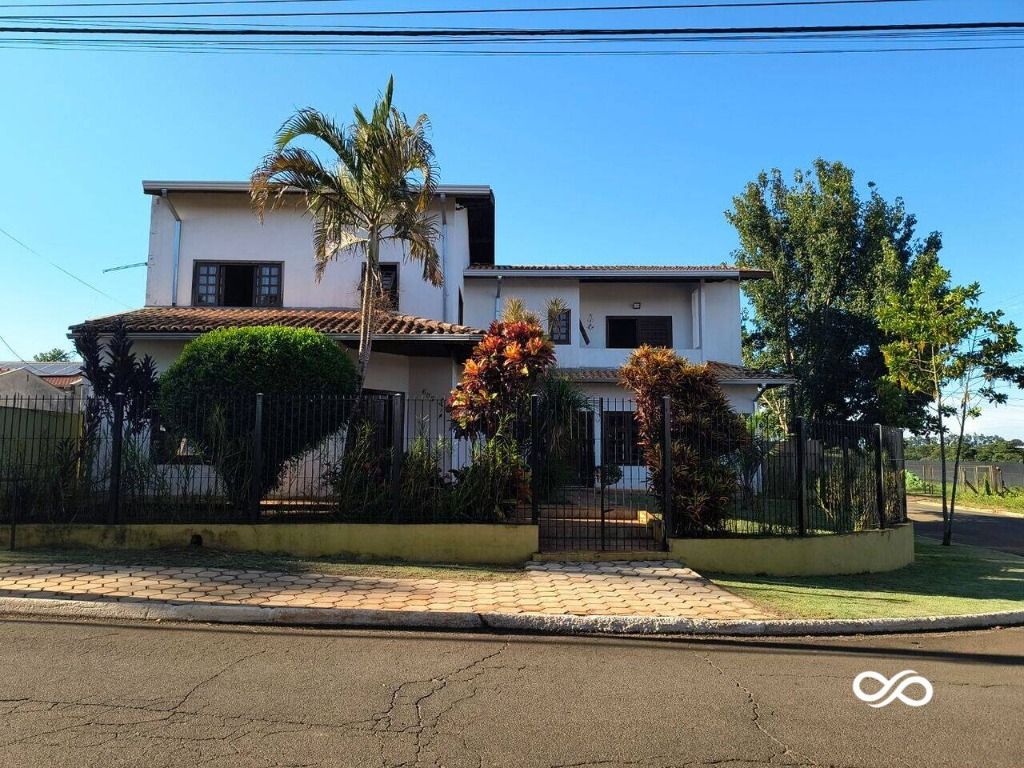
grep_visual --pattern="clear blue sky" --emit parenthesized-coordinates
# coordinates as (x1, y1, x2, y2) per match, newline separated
(1, 0, 1022, 435)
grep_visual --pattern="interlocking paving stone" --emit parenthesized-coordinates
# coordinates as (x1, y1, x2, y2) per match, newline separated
(0, 559, 766, 619)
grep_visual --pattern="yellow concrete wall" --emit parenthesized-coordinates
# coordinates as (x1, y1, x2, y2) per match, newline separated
(669, 523, 915, 576)
(0, 523, 539, 565)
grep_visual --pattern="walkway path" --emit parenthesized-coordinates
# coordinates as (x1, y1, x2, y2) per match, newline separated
(0, 559, 767, 620)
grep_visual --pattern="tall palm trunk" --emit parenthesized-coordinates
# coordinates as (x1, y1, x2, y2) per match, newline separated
(346, 226, 379, 441)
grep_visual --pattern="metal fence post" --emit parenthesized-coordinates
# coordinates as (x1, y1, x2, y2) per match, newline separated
(900, 430, 909, 523)
(390, 393, 406, 520)
(529, 394, 540, 525)
(108, 392, 124, 525)
(874, 423, 887, 529)
(795, 416, 807, 537)
(661, 395, 672, 546)
(598, 397, 606, 550)
(251, 392, 264, 523)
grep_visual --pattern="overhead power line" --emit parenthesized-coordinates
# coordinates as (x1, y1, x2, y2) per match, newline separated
(3, 20, 1023, 37)
(0, 225, 132, 308)
(0, 0, 932, 9)
(0, 0, 937, 21)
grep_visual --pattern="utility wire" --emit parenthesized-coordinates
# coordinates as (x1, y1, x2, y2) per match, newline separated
(0, 333, 27, 362)
(0, 0, 933, 9)
(0, 0, 938, 21)
(3, 20, 1023, 37)
(0, 226, 132, 308)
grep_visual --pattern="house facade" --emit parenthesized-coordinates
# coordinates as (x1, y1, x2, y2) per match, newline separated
(69, 180, 790, 412)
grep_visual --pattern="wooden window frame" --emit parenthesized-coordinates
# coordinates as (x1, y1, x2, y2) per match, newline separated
(191, 261, 284, 308)
(605, 316, 673, 349)
(361, 262, 400, 311)
(549, 308, 572, 345)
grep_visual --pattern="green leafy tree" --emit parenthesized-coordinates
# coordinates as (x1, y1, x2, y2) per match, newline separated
(159, 326, 357, 516)
(726, 159, 939, 427)
(877, 254, 1024, 544)
(33, 348, 72, 362)
(251, 76, 440, 424)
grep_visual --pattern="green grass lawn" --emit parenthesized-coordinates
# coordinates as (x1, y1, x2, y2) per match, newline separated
(0, 547, 524, 582)
(713, 537, 1024, 619)
(910, 489, 1024, 515)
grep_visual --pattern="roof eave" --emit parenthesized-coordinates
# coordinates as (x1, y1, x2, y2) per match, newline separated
(465, 269, 751, 280)
(142, 180, 493, 199)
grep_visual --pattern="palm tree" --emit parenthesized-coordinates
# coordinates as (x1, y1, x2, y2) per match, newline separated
(251, 77, 441, 409)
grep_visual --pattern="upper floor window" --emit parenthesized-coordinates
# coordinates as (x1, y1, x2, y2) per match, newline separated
(606, 316, 672, 348)
(549, 309, 571, 345)
(193, 262, 282, 307)
(361, 263, 400, 310)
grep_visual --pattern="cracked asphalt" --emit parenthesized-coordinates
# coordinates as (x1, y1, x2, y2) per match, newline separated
(0, 619, 1020, 767)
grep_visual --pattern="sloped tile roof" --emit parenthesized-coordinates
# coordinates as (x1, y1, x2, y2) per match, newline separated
(466, 264, 772, 278)
(69, 307, 485, 339)
(555, 362, 793, 385)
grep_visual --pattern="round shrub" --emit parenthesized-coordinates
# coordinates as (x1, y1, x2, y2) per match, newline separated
(159, 326, 357, 515)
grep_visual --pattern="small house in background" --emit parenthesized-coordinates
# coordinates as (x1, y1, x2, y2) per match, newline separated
(0, 362, 85, 406)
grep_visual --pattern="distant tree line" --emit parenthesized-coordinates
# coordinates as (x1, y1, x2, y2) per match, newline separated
(904, 434, 1024, 464)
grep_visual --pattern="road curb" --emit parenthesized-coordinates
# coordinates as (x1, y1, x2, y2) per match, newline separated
(1, 596, 1022, 636)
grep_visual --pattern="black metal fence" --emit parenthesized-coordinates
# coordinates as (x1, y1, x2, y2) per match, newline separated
(0, 393, 907, 551)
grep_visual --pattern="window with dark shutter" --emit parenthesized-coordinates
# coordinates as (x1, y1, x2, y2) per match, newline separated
(361, 263, 400, 310)
(637, 316, 672, 346)
(549, 309, 571, 345)
(255, 264, 282, 306)
(605, 316, 673, 348)
(380, 264, 399, 309)
(194, 264, 220, 306)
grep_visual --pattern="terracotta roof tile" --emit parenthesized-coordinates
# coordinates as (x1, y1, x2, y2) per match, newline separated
(466, 264, 771, 278)
(39, 375, 83, 389)
(69, 307, 485, 339)
(555, 362, 793, 385)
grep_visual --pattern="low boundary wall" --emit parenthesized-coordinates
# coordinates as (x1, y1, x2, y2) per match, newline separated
(1, 523, 539, 565)
(669, 523, 915, 576)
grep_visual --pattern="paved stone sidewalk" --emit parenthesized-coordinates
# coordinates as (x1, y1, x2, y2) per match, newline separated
(0, 559, 767, 620)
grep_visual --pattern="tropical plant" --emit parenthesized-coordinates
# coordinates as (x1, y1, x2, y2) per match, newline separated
(877, 252, 1024, 544)
(620, 346, 750, 534)
(74, 320, 159, 432)
(448, 320, 555, 439)
(159, 326, 357, 515)
(447, 426, 529, 521)
(251, 76, 441, 427)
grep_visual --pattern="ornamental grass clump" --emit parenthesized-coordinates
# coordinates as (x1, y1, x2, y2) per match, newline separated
(619, 346, 750, 535)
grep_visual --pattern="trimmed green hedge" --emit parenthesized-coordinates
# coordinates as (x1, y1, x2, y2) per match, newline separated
(159, 327, 357, 515)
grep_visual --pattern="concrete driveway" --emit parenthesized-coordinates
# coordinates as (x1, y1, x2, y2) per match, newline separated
(0, 618, 1020, 767)
(908, 497, 1024, 555)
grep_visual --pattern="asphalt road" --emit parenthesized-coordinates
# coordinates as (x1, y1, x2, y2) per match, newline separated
(0, 619, 1021, 768)
(908, 498, 1024, 555)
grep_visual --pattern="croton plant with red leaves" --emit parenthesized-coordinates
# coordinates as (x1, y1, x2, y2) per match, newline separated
(448, 320, 556, 438)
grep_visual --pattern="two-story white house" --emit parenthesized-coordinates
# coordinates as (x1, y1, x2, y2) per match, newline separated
(69, 180, 790, 413)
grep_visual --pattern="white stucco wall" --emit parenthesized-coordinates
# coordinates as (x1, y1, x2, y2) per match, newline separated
(700, 280, 743, 365)
(146, 192, 468, 321)
(462, 276, 745, 372)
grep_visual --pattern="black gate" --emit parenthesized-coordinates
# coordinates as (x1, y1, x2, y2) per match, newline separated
(535, 397, 667, 553)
